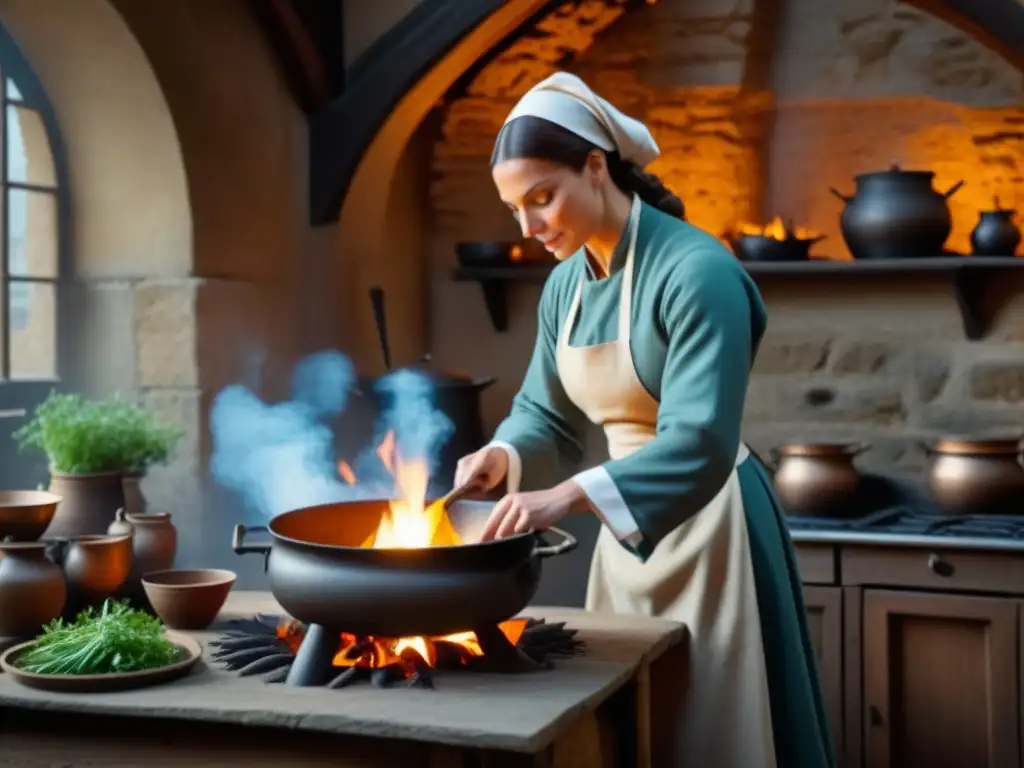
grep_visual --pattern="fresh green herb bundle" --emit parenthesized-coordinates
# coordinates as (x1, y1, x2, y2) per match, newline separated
(13, 391, 183, 475)
(16, 599, 182, 676)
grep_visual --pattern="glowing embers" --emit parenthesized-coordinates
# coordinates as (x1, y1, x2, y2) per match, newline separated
(276, 618, 529, 689)
(211, 613, 586, 689)
(733, 215, 819, 242)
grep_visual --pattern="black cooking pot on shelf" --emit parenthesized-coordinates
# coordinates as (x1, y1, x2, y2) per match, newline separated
(730, 233, 825, 262)
(232, 498, 577, 637)
(830, 163, 965, 260)
(970, 197, 1021, 256)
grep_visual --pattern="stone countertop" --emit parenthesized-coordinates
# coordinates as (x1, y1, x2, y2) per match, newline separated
(0, 591, 686, 755)
(789, 529, 1024, 552)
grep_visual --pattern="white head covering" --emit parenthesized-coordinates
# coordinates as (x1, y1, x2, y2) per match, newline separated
(502, 72, 660, 168)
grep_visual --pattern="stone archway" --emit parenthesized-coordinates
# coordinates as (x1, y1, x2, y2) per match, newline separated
(335, 0, 567, 374)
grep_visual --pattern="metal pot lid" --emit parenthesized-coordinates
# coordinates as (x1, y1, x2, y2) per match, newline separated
(773, 441, 867, 457)
(409, 356, 473, 383)
(854, 162, 934, 183)
(930, 435, 1023, 455)
(369, 355, 476, 385)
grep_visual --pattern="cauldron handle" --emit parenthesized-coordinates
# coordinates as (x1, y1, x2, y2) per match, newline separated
(943, 180, 965, 199)
(533, 526, 577, 558)
(232, 524, 271, 556)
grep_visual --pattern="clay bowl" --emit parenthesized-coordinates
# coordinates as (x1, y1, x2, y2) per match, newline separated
(0, 491, 62, 542)
(142, 569, 236, 630)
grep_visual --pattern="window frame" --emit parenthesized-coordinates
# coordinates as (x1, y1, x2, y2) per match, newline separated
(0, 23, 70, 385)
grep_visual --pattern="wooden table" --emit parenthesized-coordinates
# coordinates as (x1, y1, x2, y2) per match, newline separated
(0, 591, 688, 767)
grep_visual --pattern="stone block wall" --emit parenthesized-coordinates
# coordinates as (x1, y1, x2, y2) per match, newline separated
(429, 0, 1024, 481)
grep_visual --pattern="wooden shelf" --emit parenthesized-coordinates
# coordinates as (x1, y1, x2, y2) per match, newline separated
(452, 256, 1024, 338)
(452, 264, 553, 332)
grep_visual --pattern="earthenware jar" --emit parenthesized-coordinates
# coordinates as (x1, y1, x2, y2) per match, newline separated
(108, 510, 178, 605)
(46, 471, 125, 537)
(53, 533, 133, 615)
(0, 541, 66, 637)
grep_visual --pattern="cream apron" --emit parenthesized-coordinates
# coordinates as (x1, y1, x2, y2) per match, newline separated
(556, 196, 777, 768)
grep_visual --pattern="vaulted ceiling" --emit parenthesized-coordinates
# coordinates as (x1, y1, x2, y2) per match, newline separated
(248, 0, 1024, 227)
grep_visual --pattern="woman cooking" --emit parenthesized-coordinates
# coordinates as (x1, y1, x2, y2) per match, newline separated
(454, 72, 835, 768)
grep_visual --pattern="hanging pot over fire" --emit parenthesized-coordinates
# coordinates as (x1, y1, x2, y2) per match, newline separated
(728, 216, 825, 262)
(830, 163, 964, 260)
(362, 288, 495, 490)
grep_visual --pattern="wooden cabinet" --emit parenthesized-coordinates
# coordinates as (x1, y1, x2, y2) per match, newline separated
(861, 591, 1018, 768)
(802, 586, 844, 758)
(794, 541, 1024, 768)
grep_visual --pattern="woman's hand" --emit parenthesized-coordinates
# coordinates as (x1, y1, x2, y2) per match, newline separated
(479, 481, 590, 541)
(454, 445, 509, 492)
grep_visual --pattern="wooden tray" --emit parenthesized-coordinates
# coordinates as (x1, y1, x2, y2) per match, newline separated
(0, 631, 202, 693)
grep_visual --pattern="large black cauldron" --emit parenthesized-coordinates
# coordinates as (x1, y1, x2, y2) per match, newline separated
(232, 498, 577, 638)
(830, 164, 964, 260)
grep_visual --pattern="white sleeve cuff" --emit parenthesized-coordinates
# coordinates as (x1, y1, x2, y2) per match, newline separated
(487, 441, 522, 493)
(572, 465, 643, 546)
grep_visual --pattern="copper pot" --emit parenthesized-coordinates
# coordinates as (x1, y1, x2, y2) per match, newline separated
(48, 533, 133, 616)
(770, 442, 868, 517)
(923, 436, 1024, 516)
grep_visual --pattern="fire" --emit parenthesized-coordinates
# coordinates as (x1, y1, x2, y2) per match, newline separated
(276, 618, 529, 676)
(734, 215, 819, 241)
(323, 430, 510, 674)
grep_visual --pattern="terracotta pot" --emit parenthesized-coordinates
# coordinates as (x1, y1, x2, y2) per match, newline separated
(770, 442, 868, 517)
(0, 490, 61, 542)
(121, 473, 148, 516)
(107, 510, 178, 604)
(50, 534, 133, 614)
(142, 569, 236, 630)
(46, 472, 126, 538)
(0, 541, 66, 637)
(923, 436, 1024, 516)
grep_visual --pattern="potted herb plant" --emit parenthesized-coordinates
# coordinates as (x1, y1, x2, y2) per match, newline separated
(13, 392, 183, 537)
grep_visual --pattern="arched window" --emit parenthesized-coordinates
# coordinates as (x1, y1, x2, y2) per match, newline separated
(0, 27, 65, 385)
(0, 25, 69, 487)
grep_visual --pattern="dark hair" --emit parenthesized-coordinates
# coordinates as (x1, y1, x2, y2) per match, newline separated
(491, 115, 685, 220)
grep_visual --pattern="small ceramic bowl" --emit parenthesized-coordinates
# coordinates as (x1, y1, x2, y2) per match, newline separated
(141, 568, 236, 630)
(0, 491, 61, 542)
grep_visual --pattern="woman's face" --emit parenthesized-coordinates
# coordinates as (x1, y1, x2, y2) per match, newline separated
(492, 154, 605, 260)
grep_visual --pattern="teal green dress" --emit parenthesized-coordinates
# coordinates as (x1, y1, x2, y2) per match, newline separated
(491, 201, 836, 767)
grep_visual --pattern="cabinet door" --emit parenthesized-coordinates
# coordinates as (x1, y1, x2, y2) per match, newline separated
(803, 586, 844, 761)
(863, 590, 1019, 768)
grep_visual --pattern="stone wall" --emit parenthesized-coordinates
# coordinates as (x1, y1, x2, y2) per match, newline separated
(429, 0, 1024, 482)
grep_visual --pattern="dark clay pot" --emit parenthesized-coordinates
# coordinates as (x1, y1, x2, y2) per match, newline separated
(970, 199, 1021, 256)
(107, 509, 177, 605)
(0, 541, 66, 637)
(49, 533, 133, 615)
(830, 164, 964, 260)
(731, 234, 825, 262)
(121, 473, 148, 516)
(46, 472, 126, 538)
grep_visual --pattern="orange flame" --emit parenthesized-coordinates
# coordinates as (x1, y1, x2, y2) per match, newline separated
(326, 431, 493, 673)
(734, 215, 819, 241)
